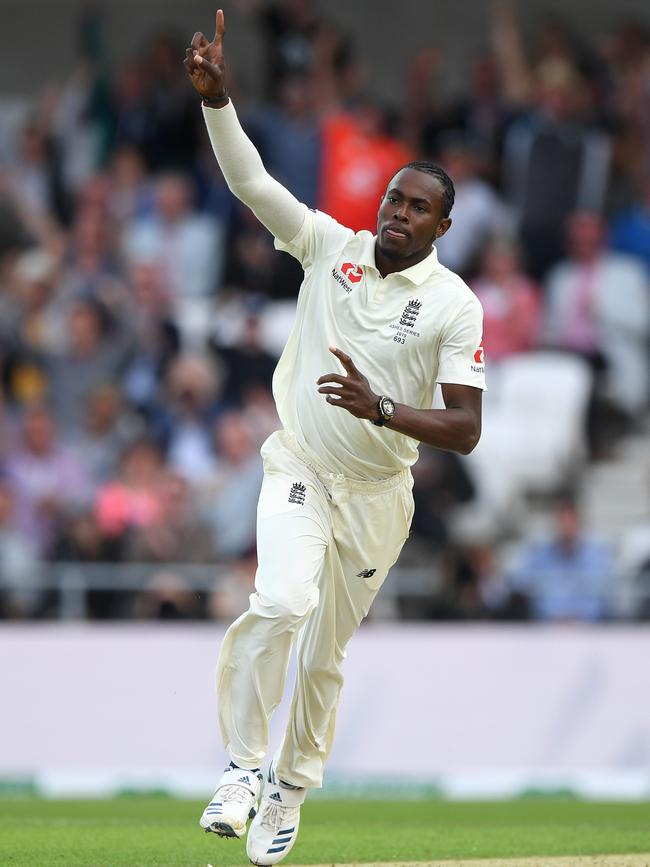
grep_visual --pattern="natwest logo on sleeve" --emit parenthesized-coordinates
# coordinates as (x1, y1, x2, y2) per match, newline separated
(472, 339, 485, 373)
(341, 262, 363, 283)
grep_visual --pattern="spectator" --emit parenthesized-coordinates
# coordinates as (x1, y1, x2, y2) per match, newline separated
(494, 4, 611, 277)
(610, 175, 650, 275)
(5, 119, 69, 231)
(198, 412, 263, 559)
(471, 237, 541, 360)
(50, 61, 112, 198)
(3, 405, 91, 556)
(241, 384, 282, 450)
(544, 211, 650, 417)
(247, 75, 321, 207)
(112, 60, 153, 156)
(106, 144, 155, 230)
(0, 249, 60, 408)
(54, 509, 119, 564)
(507, 498, 613, 621)
(155, 353, 222, 483)
(58, 193, 126, 305)
(52, 510, 124, 617)
(223, 207, 304, 299)
(254, 0, 352, 101)
(447, 55, 514, 172)
(319, 98, 413, 232)
(112, 31, 201, 172)
(46, 297, 133, 433)
(0, 480, 43, 617)
(434, 133, 511, 276)
(211, 313, 277, 407)
(409, 543, 504, 622)
(0, 185, 35, 264)
(121, 258, 181, 414)
(74, 384, 139, 487)
(94, 439, 165, 540)
(5, 248, 62, 355)
(502, 58, 610, 277)
(409, 447, 476, 554)
(415, 53, 513, 180)
(125, 471, 216, 564)
(124, 173, 223, 301)
(133, 570, 205, 620)
(139, 32, 203, 171)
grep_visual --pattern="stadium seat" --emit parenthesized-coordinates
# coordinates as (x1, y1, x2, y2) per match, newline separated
(465, 352, 593, 509)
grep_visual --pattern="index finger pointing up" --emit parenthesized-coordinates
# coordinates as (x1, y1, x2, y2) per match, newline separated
(214, 8, 225, 43)
(329, 346, 358, 374)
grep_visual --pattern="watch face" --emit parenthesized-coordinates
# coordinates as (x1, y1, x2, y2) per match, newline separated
(380, 397, 395, 418)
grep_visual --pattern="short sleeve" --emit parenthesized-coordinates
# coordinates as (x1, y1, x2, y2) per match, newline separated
(436, 296, 487, 391)
(274, 207, 353, 269)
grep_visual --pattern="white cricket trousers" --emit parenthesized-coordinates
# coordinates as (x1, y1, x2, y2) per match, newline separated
(215, 429, 414, 788)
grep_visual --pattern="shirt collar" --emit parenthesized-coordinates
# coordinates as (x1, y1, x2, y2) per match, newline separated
(357, 234, 442, 286)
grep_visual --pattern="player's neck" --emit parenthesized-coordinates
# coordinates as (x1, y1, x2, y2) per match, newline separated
(374, 240, 433, 279)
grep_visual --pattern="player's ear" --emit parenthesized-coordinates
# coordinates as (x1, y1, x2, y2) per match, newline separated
(435, 217, 452, 239)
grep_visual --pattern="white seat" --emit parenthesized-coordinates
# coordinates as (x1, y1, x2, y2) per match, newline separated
(616, 524, 650, 617)
(467, 352, 592, 508)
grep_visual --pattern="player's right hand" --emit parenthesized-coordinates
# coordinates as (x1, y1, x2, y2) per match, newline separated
(184, 8, 227, 101)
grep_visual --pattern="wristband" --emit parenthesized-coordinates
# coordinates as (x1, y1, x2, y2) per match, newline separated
(202, 90, 229, 108)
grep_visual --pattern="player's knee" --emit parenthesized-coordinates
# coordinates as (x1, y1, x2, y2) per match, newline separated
(251, 587, 318, 624)
(297, 654, 344, 686)
(297, 640, 344, 680)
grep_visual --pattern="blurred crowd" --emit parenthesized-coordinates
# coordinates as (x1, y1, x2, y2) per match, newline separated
(1, 0, 650, 622)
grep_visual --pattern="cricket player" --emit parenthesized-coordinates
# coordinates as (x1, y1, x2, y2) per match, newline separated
(185, 11, 485, 865)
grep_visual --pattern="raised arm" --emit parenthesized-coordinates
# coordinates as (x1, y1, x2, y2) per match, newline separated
(184, 9, 305, 243)
(491, 0, 533, 106)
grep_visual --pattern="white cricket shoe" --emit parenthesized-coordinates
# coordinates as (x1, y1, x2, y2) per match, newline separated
(199, 764, 263, 839)
(246, 764, 306, 865)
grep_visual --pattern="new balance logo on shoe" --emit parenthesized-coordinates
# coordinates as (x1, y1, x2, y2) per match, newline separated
(288, 482, 306, 505)
(268, 791, 283, 802)
(357, 568, 377, 578)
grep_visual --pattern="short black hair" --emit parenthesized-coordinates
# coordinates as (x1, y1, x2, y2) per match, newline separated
(397, 160, 456, 219)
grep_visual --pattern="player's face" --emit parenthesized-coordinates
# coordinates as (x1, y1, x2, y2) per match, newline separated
(376, 168, 451, 261)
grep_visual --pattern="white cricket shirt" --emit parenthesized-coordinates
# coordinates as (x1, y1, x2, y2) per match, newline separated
(272, 206, 486, 481)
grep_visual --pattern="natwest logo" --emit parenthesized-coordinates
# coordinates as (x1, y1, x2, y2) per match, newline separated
(474, 340, 484, 365)
(341, 262, 363, 283)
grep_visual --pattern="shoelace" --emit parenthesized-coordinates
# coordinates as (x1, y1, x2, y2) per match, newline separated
(218, 784, 251, 805)
(259, 800, 298, 833)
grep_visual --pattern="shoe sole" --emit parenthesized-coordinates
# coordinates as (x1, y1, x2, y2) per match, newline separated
(203, 807, 258, 839)
(205, 821, 241, 838)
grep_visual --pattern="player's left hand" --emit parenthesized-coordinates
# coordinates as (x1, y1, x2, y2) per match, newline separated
(317, 347, 380, 421)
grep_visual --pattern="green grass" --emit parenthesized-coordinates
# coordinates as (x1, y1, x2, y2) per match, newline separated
(1, 797, 649, 866)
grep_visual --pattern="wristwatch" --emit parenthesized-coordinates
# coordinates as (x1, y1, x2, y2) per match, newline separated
(372, 395, 396, 427)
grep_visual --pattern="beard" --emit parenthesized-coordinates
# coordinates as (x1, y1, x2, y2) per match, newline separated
(376, 240, 411, 261)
